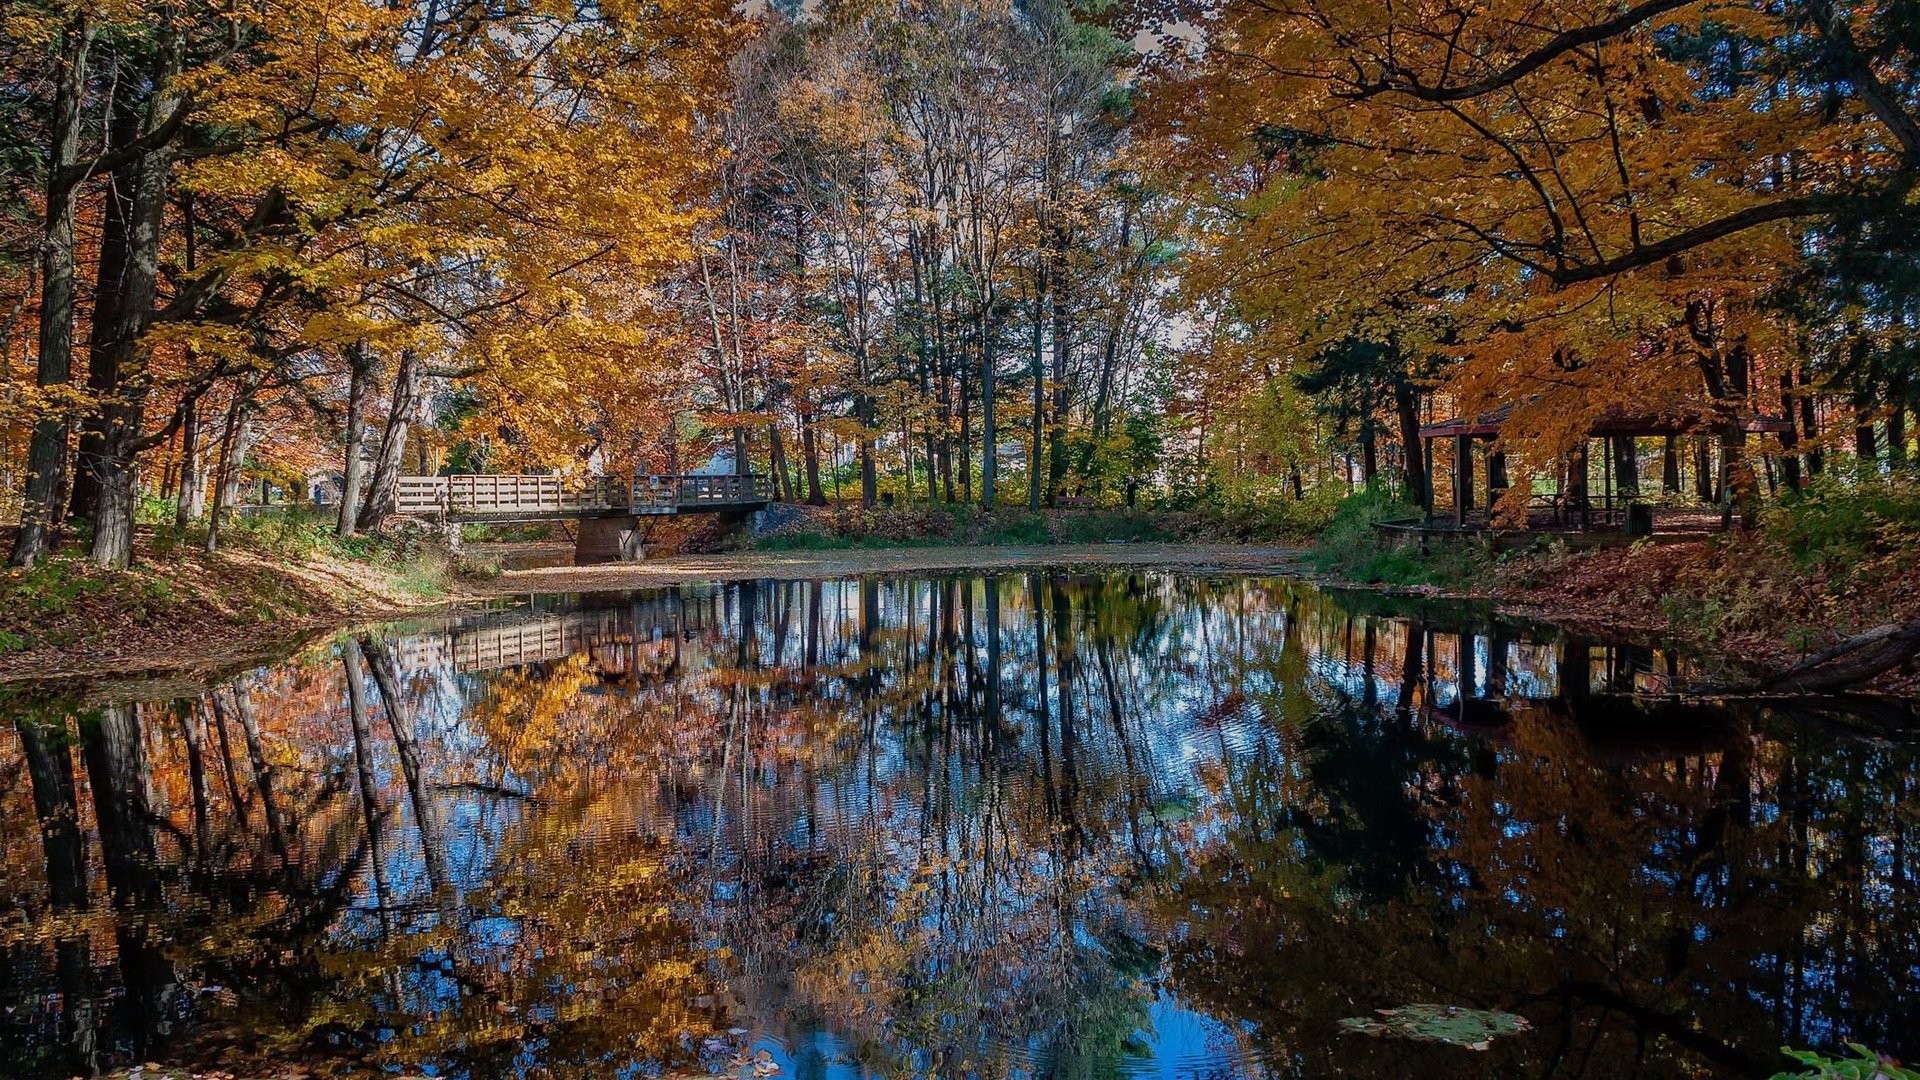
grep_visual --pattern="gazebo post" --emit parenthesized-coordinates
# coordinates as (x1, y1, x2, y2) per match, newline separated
(1602, 439, 1612, 519)
(1422, 435, 1436, 523)
(1454, 433, 1473, 527)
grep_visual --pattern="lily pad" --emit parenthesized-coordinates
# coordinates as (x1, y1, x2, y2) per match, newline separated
(1338, 1004, 1533, 1050)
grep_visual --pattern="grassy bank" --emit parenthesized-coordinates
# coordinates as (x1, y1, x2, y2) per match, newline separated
(0, 510, 494, 681)
(1310, 473, 1920, 687)
(737, 494, 1342, 552)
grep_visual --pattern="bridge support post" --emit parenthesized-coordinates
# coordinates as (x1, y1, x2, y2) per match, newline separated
(576, 515, 645, 565)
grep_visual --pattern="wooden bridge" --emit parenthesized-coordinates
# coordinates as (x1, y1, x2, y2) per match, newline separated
(395, 473, 770, 521)
(393, 473, 770, 564)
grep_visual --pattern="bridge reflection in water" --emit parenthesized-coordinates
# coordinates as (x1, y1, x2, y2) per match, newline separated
(2, 572, 1916, 1080)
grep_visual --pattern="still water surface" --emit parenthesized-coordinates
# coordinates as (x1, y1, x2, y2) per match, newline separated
(3, 572, 1917, 1079)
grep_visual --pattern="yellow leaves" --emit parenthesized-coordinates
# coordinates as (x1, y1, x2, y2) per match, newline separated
(1151, 0, 1871, 464)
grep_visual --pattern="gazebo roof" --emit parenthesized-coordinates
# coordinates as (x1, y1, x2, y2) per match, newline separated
(1420, 404, 1792, 441)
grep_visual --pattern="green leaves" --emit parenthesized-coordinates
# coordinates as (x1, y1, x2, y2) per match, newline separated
(1771, 1044, 1920, 1080)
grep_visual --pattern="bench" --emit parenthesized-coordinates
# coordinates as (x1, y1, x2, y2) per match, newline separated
(1055, 496, 1096, 509)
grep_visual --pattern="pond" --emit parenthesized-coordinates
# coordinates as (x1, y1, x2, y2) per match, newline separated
(2, 571, 1917, 1079)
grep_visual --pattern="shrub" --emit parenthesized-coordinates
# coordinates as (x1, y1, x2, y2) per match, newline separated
(1765, 466, 1920, 577)
(1308, 487, 1486, 587)
(1771, 1044, 1919, 1080)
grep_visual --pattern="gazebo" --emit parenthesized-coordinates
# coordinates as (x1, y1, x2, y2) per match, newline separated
(1415, 405, 1793, 533)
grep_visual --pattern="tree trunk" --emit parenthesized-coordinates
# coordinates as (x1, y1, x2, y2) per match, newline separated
(1047, 258, 1071, 504)
(1888, 373, 1909, 468)
(220, 413, 257, 510)
(1567, 442, 1590, 526)
(1092, 203, 1132, 442)
(175, 398, 206, 527)
(958, 361, 972, 504)
(204, 376, 260, 553)
(85, 21, 183, 568)
(799, 393, 826, 505)
(71, 100, 143, 528)
(768, 419, 792, 503)
(9, 13, 95, 568)
(337, 346, 370, 536)
(1394, 380, 1426, 508)
(1761, 620, 1920, 693)
(1612, 435, 1640, 497)
(981, 308, 997, 510)
(1029, 289, 1046, 510)
(358, 348, 422, 532)
(88, 458, 138, 570)
(1799, 367, 1823, 476)
(1662, 435, 1682, 494)
(1693, 435, 1715, 503)
(1854, 375, 1879, 463)
(1721, 424, 1756, 529)
(858, 392, 878, 507)
(1360, 414, 1378, 487)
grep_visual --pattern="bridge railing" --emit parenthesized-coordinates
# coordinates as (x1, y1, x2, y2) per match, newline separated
(395, 475, 629, 516)
(632, 475, 676, 509)
(394, 473, 769, 517)
(674, 473, 766, 504)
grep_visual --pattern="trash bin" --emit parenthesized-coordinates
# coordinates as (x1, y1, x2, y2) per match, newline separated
(1625, 502, 1653, 537)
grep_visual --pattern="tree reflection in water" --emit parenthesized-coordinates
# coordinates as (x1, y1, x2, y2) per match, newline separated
(1, 572, 1916, 1079)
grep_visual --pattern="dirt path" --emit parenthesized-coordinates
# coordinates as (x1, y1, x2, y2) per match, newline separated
(465, 543, 1310, 596)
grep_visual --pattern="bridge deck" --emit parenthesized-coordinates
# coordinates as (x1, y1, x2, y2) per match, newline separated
(396, 474, 769, 521)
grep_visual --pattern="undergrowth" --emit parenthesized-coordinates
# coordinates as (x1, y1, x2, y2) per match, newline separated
(1771, 1044, 1919, 1080)
(743, 493, 1337, 551)
(1633, 468, 1920, 649)
(1310, 488, 1486, 588)
(1466, 466, 1920, 677)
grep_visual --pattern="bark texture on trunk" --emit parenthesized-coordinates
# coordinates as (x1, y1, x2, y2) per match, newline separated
(338, 347, 370, 536)
(1694, 435, 1715, 503)
(86, 22, 185, 567)
(71, 100, 142, 528)
(175, 398, 206, 526)
(204, 378, 259, 553)
(1762, 620, 1920, 693)
(10, 14, 96, 568)
(1394, 380, 1426, 509)
(1799, 368, 1823, 476)
(358, 349, 422, 532)
(1029, 291, 1046, 511)
(980, 314, 996, 509)
(800, 395, 826, 506)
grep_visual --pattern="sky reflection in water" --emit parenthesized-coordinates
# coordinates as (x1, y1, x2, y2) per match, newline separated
(2, 572, 1917, 1079)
